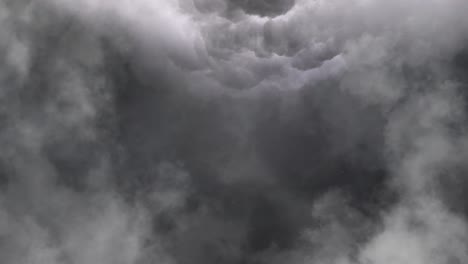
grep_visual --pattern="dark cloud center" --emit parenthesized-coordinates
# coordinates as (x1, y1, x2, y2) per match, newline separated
(228, 0, 295, 16)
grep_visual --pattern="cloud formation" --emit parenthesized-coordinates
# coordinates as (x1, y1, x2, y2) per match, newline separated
(1, 0, 468, 263)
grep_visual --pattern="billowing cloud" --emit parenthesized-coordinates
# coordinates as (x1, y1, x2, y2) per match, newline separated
(0, 0, 468, 263)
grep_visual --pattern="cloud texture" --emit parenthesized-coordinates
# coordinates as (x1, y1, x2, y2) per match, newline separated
(1, 0, 468, 263)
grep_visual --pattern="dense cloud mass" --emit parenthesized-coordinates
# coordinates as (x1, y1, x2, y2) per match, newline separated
(0, 0, 468, 263)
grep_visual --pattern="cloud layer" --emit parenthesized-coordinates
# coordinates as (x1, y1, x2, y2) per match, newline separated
(1, 0, 468, 263)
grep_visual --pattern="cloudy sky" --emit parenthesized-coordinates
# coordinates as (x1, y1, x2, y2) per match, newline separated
(0, 0, 468, 263)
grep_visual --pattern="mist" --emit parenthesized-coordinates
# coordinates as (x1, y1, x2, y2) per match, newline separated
(0, 0, 468, 263)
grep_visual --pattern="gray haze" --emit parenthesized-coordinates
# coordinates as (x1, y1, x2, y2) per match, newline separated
(0, 0, 468, 263)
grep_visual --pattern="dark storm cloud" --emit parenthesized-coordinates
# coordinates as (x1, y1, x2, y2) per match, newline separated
(1, 0, 468, 264)
(226, 0, 295, 17)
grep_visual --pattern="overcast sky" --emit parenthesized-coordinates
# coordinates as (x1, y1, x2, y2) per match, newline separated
(0, 0, 468, 263)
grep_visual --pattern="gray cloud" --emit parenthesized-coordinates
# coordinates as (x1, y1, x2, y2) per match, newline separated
(0, 0, 468, 263)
